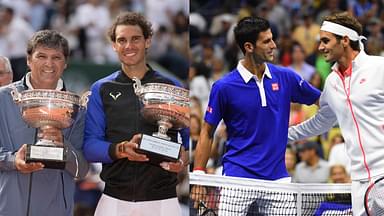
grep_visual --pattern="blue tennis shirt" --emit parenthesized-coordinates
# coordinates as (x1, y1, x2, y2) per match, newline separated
(205, 61, 320, 180)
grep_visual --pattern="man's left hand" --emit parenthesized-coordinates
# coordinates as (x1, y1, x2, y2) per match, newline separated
(160, 147, 188, 173)
(160, 159, 186, 173)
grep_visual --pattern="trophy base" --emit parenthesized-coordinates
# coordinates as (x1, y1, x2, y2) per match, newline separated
(137, 134, 181, 165)
(25, 144, 67, 169)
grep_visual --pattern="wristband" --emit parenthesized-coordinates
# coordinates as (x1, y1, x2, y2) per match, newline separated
(193, 167, 206, 173)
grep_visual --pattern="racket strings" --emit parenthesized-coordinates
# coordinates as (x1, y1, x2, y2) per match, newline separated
(366, 179, 384, 216)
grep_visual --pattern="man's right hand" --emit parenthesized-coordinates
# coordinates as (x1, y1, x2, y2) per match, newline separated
(15, 144, 44, 173)
(115, 134, 149, 162)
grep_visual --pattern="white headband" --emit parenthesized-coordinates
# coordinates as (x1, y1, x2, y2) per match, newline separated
(320, 21, 366, 50)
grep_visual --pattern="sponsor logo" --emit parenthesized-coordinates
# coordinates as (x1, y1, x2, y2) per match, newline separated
(207, 106, 213, 113)
(272, 83, 279, 91)
(359, 78, 366, 84)
(109, 92, 122, 100)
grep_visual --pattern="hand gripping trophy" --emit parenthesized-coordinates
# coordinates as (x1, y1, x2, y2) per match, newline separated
(11, 86, 90, 169)
(132, 77, 190, 164)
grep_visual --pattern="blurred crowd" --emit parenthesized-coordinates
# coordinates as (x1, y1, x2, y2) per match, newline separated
(189, 0, 384, 186)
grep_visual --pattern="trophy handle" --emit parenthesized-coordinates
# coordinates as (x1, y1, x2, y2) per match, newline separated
(79, 91, 91, 109)
(10, 84, 22, 103)
(132, 77, 142, 96)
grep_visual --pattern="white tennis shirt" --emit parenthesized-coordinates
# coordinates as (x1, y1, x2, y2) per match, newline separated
(289, 51, 384, 181)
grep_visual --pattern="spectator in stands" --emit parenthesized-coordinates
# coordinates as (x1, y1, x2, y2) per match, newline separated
(189, 62, 212, 111)
(294, 141, 330, 183)
(0, 56, 13, 86)
(0, 5, 34, 82)
(365, 17, 384, 56)
(309, 72, 323, 90)
(349, 0, 378, 26)
(289, 103, 305, 126)
(73, 0, 110, 63)
(189, 96, 203, 119)
(292, 10, 320, 64)
(328, 134, 351, 174)
(288, 42, 316, 81)
(288, 12, 384, 215)
(316, 0, 341, 24)
(189, 114, 202, 172)
(285, 147, 297, 177)
(329, 164, 351, 183)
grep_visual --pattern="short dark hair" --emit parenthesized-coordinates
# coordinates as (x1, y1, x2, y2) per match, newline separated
(323, 12, 363, 51)
(297, 141, 319, 154)
(234, 16, 271, 54)
(27, 30, 70, 60)
(107, 12, 153, 42)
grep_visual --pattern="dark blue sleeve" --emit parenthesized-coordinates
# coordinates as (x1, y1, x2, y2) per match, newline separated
(83, 81, 113, 163)
(204, 81, 224, 127)
(289, 70, 321, 104)
(180, 127, 189, 149)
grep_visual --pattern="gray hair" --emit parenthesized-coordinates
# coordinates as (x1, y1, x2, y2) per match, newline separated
(0, 56, 13, 74)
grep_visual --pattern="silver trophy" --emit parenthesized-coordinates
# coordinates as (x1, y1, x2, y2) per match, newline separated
(132, 77, 189, 163)
(11, 87, 90, 169)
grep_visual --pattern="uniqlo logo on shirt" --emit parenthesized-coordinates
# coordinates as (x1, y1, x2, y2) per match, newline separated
(207, 106, 213, 113)
(272, 83, 279, 91)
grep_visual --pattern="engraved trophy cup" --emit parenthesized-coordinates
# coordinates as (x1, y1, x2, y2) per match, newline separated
(11, 87, 90, 169)
(132, 77, 190, 163)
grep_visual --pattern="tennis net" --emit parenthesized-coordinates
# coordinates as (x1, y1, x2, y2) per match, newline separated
(190, 173, 352, 216)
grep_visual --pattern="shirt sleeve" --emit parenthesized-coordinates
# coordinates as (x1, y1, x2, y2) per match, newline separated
(289, 71, 321, 105)
(0, 150, 16, 171)
(204, 82, 225, 127)
(83, 82, 113, 163)
(179, 127, 189, 149)
(288, 92, 338, 142)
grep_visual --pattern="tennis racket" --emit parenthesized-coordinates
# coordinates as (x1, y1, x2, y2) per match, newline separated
(364, 176, 384, 216)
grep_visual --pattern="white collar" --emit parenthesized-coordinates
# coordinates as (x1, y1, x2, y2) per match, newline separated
(25, 72, 64, 90)
(237, 60, 272, 83)
(331, 50, 368, 73)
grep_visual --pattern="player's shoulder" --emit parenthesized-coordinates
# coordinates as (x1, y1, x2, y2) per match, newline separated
(267, 63, 296, 77)
(366, 55, 384, 65)
(213, 68, 240, 87)
(91, 71, 120, 89)
(151, 70, 184, 87)
(0, 81, 23, 96)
